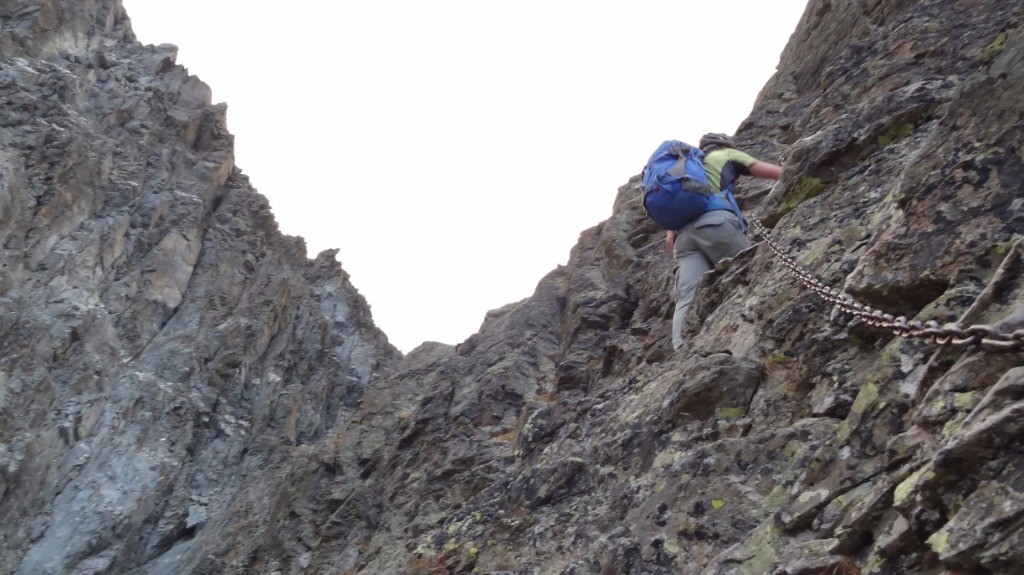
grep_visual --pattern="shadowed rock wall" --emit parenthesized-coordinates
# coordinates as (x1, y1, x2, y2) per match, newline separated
(0, 1, 399, 573)
(1, 0, 1023, 574)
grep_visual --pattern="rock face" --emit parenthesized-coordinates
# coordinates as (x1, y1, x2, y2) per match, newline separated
(0, 1, 400, 574)
(1, 0, 1023, 574)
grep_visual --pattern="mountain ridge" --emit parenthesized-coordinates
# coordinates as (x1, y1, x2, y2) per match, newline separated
(1, 0, 1023, 574)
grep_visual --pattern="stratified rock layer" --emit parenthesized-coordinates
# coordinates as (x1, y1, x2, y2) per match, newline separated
(1, 0, 1023, 574)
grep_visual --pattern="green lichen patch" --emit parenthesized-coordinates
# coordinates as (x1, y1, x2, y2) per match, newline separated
(850, 382, 881, 416)
(941, 411, 969, 441)
(716, 406, 746, 421)
(876, 122, 915, 148)
(893, 465, 934, 508)
(926, 529, 952, 558)
(994, 238, 1019, 255)
(737, 521, 783, 575)
(983, 32, 1008, 63)
(835, 419, 853, 444)
(653, 448, 682, 469)
(764, 484, 791, 509)
(780, 176, 826, 216)
(952, 391, 977, 409)
(871, 104, 940, 157)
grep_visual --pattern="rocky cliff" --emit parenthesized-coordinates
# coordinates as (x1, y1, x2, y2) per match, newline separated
(0, 1, 400, 573)
(1, 0, 1023, 574)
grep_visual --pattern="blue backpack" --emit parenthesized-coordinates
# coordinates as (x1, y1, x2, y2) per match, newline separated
(641, 140, 738, 230)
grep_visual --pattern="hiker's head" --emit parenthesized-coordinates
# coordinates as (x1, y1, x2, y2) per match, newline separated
(699, 133, 736, 152)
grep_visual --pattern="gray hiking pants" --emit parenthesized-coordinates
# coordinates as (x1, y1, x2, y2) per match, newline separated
(671, 210, 750, 350)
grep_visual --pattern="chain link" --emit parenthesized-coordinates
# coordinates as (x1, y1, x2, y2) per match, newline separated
(749, 220, 1024, 351)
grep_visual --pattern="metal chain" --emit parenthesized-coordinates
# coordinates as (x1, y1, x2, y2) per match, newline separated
(749, 220, 1024, 351)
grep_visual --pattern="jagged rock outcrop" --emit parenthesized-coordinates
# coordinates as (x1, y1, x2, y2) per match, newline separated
(0, 1, 399, 574)
(1, 0, 1023, 574)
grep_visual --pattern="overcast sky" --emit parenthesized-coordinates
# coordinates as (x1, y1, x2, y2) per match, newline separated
(122, 1, 809, 353)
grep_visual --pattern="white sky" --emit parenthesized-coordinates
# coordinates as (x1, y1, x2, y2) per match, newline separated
(123, 0, 808, 353)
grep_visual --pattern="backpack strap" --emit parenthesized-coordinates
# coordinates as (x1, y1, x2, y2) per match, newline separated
(719, 185, 748, 232)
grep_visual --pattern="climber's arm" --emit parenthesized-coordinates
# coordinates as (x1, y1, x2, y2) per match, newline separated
(748, 161, 782, 180)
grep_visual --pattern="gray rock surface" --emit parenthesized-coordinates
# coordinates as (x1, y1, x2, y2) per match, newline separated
(0, 2, 399, 574)
(1, 0, 1023, 574)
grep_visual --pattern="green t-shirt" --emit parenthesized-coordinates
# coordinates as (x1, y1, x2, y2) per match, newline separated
(702, 148, 759, 192)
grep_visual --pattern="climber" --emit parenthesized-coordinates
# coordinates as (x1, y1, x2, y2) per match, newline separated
(667, 133, 782, 352)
